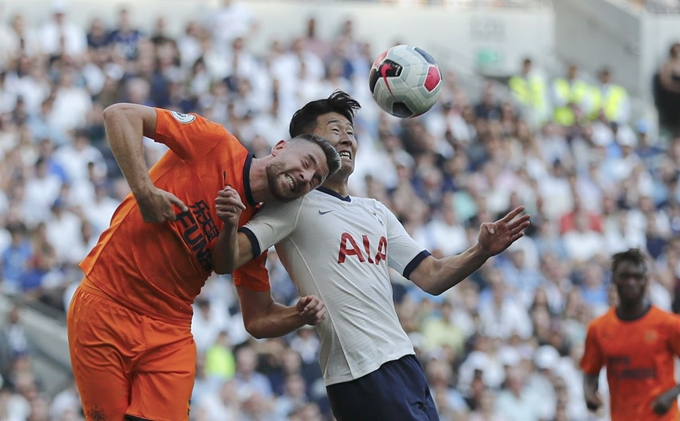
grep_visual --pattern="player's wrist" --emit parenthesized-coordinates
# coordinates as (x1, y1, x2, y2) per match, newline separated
(131, 179, 155, 201)
(472, 242, 492, 260)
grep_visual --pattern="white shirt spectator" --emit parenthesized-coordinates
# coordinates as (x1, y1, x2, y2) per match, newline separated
(191, 298, 232, 353)
(22, 171, 62, 227)
(84, 192, 119, 235)
(49, 83, 93, 133)
(479, 297, 533, 340)
(45, 206, 84, 265)
(39, 12, 87, 58)
(562, 225, 606, 262)
(417, 211, 468, 256)
(209, 1, 257, 48)
(53, 139, 106, 183)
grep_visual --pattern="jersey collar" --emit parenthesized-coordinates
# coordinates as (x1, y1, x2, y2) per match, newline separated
(615, 303, 652, 322)
(317, 186, 351, 202)
(242, 154, 258, 207)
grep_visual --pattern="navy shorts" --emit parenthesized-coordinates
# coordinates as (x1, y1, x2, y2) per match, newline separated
(326, 354, 440, 421)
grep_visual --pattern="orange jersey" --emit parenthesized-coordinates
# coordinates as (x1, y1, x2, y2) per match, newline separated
(581, 306, 680, 421)
(79, 109, 268, 324)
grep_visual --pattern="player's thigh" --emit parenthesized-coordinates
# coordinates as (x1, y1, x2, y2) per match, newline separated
(127, 321, 196, 421)
(326, 355, 439, 421)
(67, 286, 141, 420)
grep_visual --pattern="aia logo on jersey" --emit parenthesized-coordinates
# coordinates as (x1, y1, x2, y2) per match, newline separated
(338, 232, 387, 265)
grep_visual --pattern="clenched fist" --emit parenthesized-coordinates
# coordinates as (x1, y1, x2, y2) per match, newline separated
(215, 186, 246, 227)
(296, 295, 326, 326)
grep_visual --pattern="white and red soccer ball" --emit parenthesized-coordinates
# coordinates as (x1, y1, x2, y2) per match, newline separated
(369, 45, 443, 118)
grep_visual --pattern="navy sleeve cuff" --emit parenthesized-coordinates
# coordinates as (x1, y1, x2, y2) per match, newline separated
(403, 250, 431, 279)
(238, 227, 261, 257)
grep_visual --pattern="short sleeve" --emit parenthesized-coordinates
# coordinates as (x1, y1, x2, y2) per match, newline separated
(233, 251, 269, 292)
(240, 198, 304, 255)
(379, 202, 429, 277)
(580, 323, 605, 375)
(153, 108, 236, 161)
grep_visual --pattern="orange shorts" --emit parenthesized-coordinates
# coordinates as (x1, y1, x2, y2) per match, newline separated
(67, 283, 196, 421)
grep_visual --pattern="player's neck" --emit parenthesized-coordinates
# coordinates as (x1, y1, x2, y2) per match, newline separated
(248, 158, 275, 203)
(320, 178, 349, 197)
(616, 300, 651, 321)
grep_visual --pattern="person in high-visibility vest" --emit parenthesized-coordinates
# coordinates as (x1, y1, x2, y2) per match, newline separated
(552, 64, 593, 127)
(591, 68, 630, 123)
(508, 58, 550, 126)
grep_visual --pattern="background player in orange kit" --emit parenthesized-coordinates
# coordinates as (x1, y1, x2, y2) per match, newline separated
(581, 248, 680, 421)
(66, 103, 339, 421)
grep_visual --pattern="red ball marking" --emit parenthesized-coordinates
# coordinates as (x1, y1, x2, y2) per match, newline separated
(424, 66, 441, 92)
(372, 50, 388, 68)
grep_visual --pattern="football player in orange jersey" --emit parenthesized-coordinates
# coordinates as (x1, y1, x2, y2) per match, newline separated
(582, 248, 680, 421)
(67, 103, 340, 421)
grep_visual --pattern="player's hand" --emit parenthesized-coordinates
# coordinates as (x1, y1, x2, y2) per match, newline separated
(215, 186, 246, 227)
(136, 186, 188, 223)
(478, 206, 531, 257)
(296, 295, 326, 326)
(585, 391, 603, 412)
(652, 388, 678, 415)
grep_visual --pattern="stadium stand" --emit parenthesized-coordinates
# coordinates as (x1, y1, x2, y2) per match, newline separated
(0, 0, 679, 420)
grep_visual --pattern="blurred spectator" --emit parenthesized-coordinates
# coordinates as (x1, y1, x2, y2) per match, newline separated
(552, 64, 593, 127)
(654, 42, 680, 137)
(508, 57, 550, 127)
(0, 3, 679, 419)
(39, 1, 87, 60)
(591, 68, 630, 124)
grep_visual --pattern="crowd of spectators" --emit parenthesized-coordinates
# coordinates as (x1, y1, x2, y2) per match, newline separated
(0, 0, 679, 420)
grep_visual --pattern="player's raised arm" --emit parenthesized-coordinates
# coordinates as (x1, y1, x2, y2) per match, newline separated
(103, 103, 188, 223)
(213, 186, 246, 275)
(408, 206, 530, 295)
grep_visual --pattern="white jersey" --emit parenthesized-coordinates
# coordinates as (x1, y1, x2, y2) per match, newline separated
(242, 188, 429, 386)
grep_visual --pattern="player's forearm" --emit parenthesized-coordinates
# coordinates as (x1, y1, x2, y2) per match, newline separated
(583, 373, 600, 397)
(245, 302, 307, 339)
(221, 232, 256, 272)
(103, 104, 154, 197)
(411, 243, 489, 296)
(212, 226, 239, 274)
(661, 383, 680, 399)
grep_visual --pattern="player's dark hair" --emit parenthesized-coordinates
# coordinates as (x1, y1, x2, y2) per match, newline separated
(290, 133, 341, 177)
(611, 248, 647, 275)
(289, 90, 361, 138)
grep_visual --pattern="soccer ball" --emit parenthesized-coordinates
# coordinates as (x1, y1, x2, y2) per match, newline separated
(368, 45, 443, 118)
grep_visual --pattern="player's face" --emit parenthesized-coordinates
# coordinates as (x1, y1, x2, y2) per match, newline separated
(266, 141, 329, 202)
(311, 112, 357, 178)
(613, 261, 648, 303)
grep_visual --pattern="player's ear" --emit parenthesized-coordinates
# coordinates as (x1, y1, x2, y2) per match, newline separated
(271, 140, 286, 156)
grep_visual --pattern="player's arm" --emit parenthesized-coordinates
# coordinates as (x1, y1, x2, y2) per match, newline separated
(583, 374, 602, 411)
(218, 199, 303, 273)
(409, 207, 530, 295)
(236, 286, 325, 339)
(652, 314, 680, 415)
(103, 103, 188, 222)
(581, 323, 605, 411)
(213, 186, 246, 274)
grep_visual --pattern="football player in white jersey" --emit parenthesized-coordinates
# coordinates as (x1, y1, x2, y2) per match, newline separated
(217, 91, 530, 421)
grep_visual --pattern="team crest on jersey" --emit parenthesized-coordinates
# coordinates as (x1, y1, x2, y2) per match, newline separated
(644, 330, 658, 343)
(171, 111, 196, 124)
